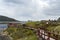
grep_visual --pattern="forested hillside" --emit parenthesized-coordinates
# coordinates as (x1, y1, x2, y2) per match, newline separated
(0, 15, 18, 21)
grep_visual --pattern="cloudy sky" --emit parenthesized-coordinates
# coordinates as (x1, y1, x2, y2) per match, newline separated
(0, 0, 60, 21)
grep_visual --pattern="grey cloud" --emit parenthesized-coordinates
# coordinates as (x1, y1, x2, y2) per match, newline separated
(1, 0, 60, 21)
(44, 0, 60, 16)
(4, 0, 36, 17)
(4, 0, 32, 6)
(4, 0, 24, 4)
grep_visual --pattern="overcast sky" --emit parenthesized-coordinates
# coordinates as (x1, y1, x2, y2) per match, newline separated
(0, 0, 60, 21)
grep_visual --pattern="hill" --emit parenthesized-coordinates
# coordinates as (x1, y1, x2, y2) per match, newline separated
(0, 15, 18, 22)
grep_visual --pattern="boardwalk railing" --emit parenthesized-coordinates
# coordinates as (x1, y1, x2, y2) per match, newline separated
(23, 26, 60, 40)
(36, 28, 60, 40)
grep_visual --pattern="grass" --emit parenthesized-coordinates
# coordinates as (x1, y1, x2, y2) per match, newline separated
(18, 35, 37, 40)
(47, 26, 55, 31)
(54, 26, 60, 31)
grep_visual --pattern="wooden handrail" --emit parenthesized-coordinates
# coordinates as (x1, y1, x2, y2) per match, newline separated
(37, 28, 60, 40)
(24, 27, 60, 40)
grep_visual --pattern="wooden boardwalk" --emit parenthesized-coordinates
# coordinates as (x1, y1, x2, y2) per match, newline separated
(36, 28, 60, 40)
(24, 27, 60, 40)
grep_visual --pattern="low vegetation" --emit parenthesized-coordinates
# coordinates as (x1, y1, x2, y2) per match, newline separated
(4, 27, 37, 40)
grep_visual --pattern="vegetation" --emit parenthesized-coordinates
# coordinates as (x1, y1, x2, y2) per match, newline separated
(24, 18, 60, 33)
(26, 21, 40, 28)
(3, 17, 60, 40)
(4, 27, 37, 40)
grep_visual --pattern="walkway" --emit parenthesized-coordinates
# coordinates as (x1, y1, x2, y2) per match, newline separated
(25, 27, 59, 40)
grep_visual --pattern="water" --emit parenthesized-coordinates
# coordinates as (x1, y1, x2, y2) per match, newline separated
(0, 24, 8, 32)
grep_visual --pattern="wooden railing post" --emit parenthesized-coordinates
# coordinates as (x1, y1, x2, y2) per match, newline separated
(55, 31, 59, 40)
(44, 29, 46, 40)
(47, 32, 51, 40)
(55, 35, 58, 40)
(36, 28, 41, 40)
(38, 28, 41, 37)
(40, 28, 42, 38)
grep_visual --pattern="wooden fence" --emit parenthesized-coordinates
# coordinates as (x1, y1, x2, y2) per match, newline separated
(23, 26, 60, 40)
(36, 28, 60, 40)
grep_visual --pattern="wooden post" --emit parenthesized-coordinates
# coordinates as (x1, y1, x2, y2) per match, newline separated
(36, 28, 41, 40)
(55, 31, 59, 40)
(55, 35, 58, 40)
(53, 33, 56, 39)
(44, 29, 46, 40)
(47, 32, 51, 40)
